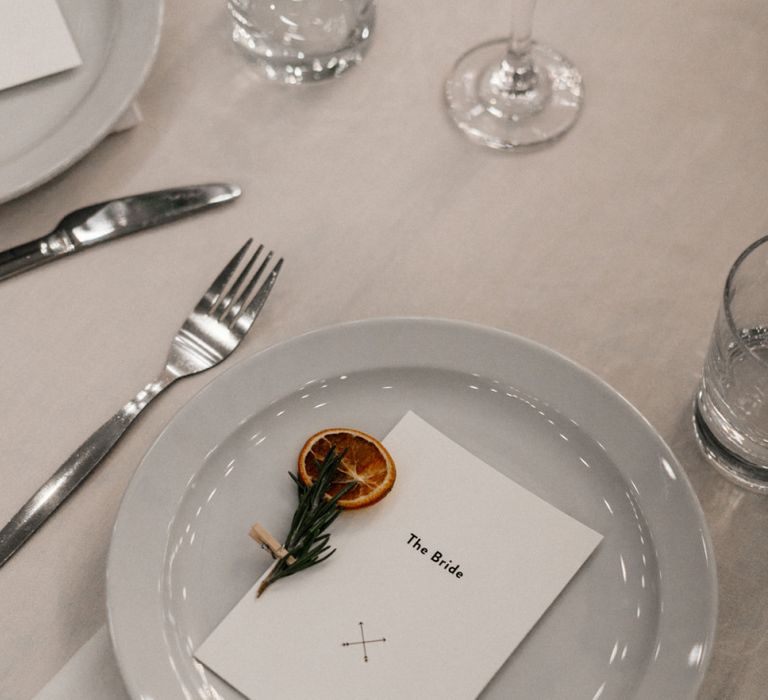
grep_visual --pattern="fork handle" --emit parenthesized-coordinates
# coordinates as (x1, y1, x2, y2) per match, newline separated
(0, 373, 174, 569)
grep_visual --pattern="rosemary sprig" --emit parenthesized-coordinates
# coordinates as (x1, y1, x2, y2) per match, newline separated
(257, 448, 354, 596)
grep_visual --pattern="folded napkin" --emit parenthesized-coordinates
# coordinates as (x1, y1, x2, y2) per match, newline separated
(0, 0, 81, 93)
(111, 102, 143, 134)
(33, 627, 129, 700)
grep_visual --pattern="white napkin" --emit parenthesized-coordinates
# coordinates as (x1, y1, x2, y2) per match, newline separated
(110, 102, 143, 134)
(0, 0, 81, 93)
(33, 627, 129, 700)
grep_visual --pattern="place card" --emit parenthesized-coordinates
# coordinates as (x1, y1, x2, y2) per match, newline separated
(0, 0, 81, 93)
(196, 411, 602, 699)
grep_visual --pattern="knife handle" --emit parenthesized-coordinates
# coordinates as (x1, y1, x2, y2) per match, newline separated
(0, 231, 74, 282)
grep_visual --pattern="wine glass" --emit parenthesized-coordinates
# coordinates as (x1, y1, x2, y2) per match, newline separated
(445, 0, 583, 150)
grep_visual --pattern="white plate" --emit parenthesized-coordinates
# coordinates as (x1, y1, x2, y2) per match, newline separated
(107, 318, 717, 699)
(0, 0, 163, 204)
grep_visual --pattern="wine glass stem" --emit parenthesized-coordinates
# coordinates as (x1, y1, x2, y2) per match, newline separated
(496, 0, 538, 93)
(508, 0, 535, 57)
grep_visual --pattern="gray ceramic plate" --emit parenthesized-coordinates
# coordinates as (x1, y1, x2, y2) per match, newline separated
(0, 0, 163, 204)
(107, 318, 716, 699)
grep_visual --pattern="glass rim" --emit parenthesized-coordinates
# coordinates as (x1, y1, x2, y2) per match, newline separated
(723, 233, 768, 364)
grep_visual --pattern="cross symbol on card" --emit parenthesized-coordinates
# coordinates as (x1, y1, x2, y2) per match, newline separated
(341, 621, 386, 662)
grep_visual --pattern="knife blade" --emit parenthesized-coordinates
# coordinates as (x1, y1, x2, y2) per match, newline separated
(0, 183, 242, 282)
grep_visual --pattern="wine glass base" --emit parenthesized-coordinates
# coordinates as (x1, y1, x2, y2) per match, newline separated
(445, 38, 583, 150)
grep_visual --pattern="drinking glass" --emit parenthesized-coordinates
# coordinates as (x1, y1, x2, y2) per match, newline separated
(444, 0, 583, 150)
(694, 235, 768, 493)
(228, 0, 375, 84)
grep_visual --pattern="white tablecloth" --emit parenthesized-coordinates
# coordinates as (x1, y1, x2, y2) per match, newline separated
(3, 1, 768, 698)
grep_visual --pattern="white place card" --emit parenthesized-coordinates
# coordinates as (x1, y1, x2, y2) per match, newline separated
(0, 0, 81, 93)
(196, 411, 602, 699)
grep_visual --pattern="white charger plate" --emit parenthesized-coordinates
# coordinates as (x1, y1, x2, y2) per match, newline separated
(107, 318, 717, 699)
(0, 0, 163, 204)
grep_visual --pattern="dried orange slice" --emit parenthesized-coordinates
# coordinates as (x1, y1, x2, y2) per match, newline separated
(298, 428, 396, 509)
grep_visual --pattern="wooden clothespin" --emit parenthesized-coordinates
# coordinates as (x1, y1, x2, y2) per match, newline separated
(249, 523, 297, 565)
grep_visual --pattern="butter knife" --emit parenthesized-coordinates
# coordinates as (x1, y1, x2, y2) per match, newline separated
(0, 183, 242, 282)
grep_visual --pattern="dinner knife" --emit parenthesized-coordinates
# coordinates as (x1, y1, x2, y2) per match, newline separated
(0, 183, 242, 282)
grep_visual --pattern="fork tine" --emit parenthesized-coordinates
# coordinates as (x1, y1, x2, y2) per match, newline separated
(194, 238, 252, 313)
(223, 250, 273, 323)
(232, 257, 284, 334)
(215, 244, 264, 317)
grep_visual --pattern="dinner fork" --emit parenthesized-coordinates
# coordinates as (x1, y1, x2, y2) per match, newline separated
(0, 240, 283, 569)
